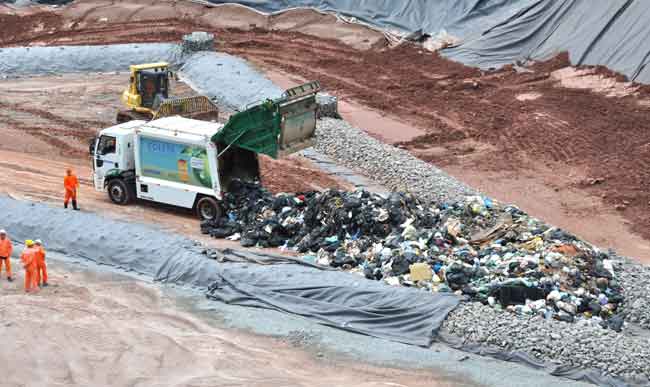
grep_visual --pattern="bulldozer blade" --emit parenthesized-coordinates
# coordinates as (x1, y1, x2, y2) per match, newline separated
(153, 95, 219, 121)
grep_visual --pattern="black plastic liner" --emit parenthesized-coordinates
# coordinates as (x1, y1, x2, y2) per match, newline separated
(204, 0, 650, 83)
(4, 0, 648, 82)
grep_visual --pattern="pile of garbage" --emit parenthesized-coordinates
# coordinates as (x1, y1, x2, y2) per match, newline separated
(201, 181, 625, 329)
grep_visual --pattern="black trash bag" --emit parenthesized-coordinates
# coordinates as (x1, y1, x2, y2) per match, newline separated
(391, 255, 411, 276)
(446, 271, 469, 290)
(461, 285, 478, 297)
(344, 196, 362, 210)
(240, 237, 256, 247)
(210, 228, 234, 238)
(323, 240, 341, 253)
(588, 300, 602, 316)
(491, 284, 546, 307)
(331, 248, 356, 268)
(268, 234, 287, 248)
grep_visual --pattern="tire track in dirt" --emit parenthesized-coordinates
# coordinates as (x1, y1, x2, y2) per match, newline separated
(0, 102, 101, 138)
(0, 117, 84, 157)
(71, 0, 117, 28)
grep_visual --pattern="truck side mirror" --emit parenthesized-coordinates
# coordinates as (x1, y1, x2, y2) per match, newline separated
(89, 137, 97, 156)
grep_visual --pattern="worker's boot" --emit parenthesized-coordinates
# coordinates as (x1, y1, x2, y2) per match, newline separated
(7, 276, 13, 282)
(64, 202, 68, 209)
(72, 200, 79, 211)
(42, 282, 48, 287)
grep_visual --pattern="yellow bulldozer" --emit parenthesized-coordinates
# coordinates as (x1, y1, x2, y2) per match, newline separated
(116, 62, 219, 123)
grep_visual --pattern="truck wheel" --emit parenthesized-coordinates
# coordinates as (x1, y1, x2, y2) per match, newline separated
(107, 179, 133, 205)
(196, 196, 222, 221)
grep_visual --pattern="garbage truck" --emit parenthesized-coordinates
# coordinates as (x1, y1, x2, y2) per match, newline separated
(90, 81, 320, 220)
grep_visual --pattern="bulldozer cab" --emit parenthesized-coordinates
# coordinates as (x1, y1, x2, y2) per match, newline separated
(118, 62, 219, 124)
(137, 70, 169, 108)
(130, 63, 170, 109)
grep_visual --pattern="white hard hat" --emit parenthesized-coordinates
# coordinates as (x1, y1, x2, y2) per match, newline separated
(0, 229, 6, 234)
(35, 239, 42, 245)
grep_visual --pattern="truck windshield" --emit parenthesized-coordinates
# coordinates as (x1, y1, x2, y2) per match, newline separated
(97, 135, 116, 155)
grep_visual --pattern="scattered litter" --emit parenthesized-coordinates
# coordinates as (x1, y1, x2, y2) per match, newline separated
(201, 181, 625, 328)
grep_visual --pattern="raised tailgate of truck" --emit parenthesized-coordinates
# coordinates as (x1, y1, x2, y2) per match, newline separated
(212, 81, 320, 159)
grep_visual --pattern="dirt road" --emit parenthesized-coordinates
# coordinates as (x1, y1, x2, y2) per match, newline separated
(0, 73, 348, 242)
(1, 0, 647, 261)
(0, 261, 468, 387)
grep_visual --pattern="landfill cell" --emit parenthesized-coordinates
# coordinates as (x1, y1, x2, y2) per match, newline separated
(1, 3, 649, 248)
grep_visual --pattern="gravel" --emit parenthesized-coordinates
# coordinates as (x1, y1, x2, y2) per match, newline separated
(314, 117, 475, 203)
(283, 330, 323, 348)
(616, 257, 650, 329)
(313, 116, 650, 383)
(0, 43, 182, 77)
(443, 302, 650, 383)
(179, 51, 283, 111)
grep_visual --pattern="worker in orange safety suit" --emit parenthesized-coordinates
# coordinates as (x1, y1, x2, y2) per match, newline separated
(20, 240, 38, 293)
(64, 168, 80, 210)
(34, 239, 48, 287)
(0, 229, 13, 282)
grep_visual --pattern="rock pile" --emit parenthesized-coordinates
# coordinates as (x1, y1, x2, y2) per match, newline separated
(181, 31, 215, 55)
(444, 302, 650, 381)
(201, 181, 625, 328)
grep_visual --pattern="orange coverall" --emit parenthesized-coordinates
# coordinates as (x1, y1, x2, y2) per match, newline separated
(35, 246, 47, 286)
(64, 173, 79, 206)
(0, 238, 12, 279)
(20, 247, 38, 293)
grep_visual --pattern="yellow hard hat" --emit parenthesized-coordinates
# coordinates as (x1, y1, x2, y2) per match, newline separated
(25, 240, 34, 247)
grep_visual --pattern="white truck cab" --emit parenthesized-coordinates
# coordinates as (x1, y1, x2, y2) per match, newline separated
(92, 120, 141, 192)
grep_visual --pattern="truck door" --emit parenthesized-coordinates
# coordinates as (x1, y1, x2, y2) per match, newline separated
(93, 135, 118, 190)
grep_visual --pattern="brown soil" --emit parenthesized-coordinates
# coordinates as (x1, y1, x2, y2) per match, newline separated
(0, 0, 385, 49)
(0, 0, 649, 262)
